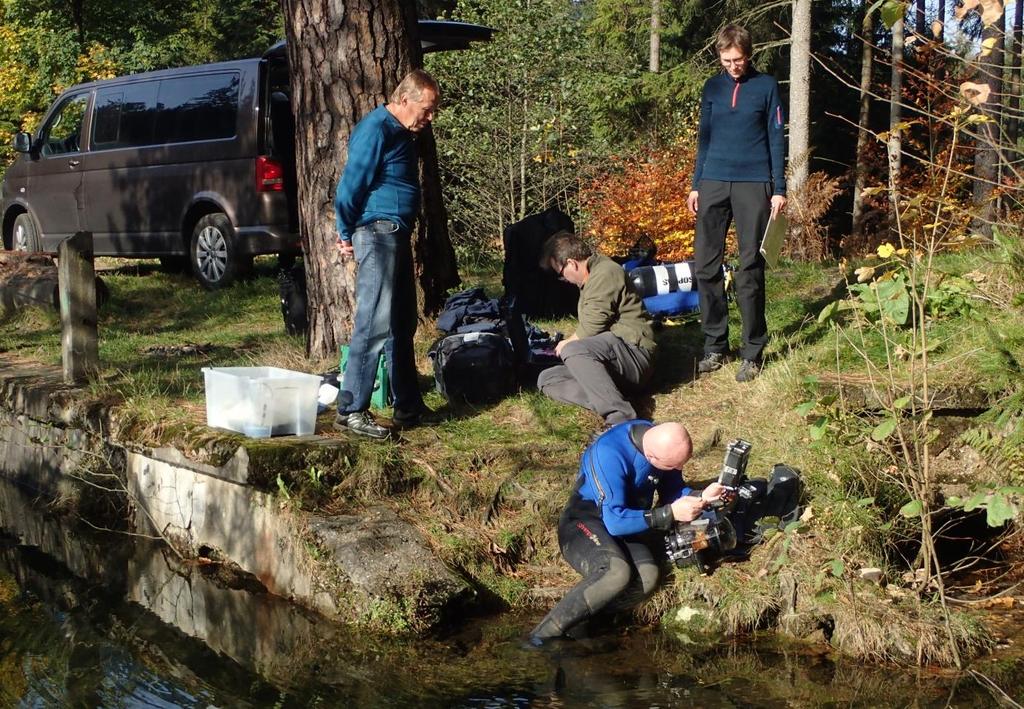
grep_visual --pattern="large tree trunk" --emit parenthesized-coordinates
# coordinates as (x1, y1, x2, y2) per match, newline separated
(281, 0, 458, 360)
(972, 4, 1005, 236)
(788, 0, 812, 194)
(851, 5, 874, 242)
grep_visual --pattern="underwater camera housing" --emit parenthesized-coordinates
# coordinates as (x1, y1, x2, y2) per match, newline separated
(718, 438, 752, 489)
(665, 438, 754, 573)
(664, 510, 738, 574)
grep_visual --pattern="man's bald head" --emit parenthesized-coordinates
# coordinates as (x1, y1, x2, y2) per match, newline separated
(641, 423, 692, 471)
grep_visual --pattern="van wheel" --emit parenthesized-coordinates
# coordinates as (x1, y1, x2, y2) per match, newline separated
(12, 213, 40, 252)
(190, 213, 249, 289)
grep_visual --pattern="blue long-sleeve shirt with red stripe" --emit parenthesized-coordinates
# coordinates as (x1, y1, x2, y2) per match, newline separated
(691, 68, 787, 196)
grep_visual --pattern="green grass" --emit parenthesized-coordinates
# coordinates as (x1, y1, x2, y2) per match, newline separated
(2, 248, 1022, 663)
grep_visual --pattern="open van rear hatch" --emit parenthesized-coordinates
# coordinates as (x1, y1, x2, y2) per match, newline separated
(262, 20, 493, 59)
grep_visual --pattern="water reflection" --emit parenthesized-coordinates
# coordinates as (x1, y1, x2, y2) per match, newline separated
(0, 476, 1016, 707)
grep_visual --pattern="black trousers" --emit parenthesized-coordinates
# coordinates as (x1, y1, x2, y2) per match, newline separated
(694, 179, 771, 362)
(530, 490, 665, 639)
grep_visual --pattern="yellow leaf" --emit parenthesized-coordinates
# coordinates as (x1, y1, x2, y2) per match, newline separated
(931, 20, 943, 38)
(980, 36, 998, 57)
(980, 0, 1004, 26)
(877, 243, 896, 258)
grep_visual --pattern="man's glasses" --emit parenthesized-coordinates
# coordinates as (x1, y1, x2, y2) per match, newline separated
(557, 261, 570, 281)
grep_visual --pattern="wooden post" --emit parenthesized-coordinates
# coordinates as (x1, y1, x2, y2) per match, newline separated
(58, 231, 99, 383)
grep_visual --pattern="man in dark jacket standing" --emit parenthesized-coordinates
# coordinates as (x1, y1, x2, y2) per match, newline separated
(687, 24, 787, 383)
(538, 232, 656, 429)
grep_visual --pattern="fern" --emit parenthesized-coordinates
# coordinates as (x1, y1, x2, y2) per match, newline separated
(959, 389, 1024, 483)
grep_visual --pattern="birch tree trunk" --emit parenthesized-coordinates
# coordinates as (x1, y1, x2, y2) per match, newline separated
(649, 0, 661, 73)
(1007, 1, 1022, 145)
(788, 0, 812, 195)
(851, 4, 874, 242)
(888, 16, 904, 225)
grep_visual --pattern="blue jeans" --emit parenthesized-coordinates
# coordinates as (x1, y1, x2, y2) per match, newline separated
(337, 220, 424, 415)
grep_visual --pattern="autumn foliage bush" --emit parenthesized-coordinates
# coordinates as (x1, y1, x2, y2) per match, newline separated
(579, 141, 699, 263)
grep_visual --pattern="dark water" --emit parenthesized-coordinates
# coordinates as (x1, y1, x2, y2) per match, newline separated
(0, 479, 1019, 708)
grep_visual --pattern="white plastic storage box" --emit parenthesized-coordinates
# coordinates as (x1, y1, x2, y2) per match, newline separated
(202, 367, 322, 438)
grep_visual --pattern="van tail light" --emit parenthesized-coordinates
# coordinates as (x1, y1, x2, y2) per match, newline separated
(256, 156, 285, 192)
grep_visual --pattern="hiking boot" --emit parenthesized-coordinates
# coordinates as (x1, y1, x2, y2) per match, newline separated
(698, 352, 727, 374)
(735, 359, 761, 383)
(333, 411, 390, 439)
(392, 406, 444, 429)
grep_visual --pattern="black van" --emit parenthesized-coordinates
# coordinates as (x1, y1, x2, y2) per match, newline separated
(1, 21, 491, 289)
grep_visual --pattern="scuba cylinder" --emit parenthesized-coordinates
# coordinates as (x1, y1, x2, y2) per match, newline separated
(628, 261, 696, 298)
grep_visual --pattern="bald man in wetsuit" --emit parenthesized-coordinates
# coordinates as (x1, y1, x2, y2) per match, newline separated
(530, 421, 727, 644)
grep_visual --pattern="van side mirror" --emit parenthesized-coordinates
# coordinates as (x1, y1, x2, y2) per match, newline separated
(13, 132, 33, 154)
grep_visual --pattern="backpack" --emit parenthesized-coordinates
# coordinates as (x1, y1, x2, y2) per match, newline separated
(278, 264, 308, 336)
(502, 208, 579, 318)
(429, 332, 516, 403)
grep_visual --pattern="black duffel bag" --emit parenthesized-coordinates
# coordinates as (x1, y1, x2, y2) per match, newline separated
(429, 332, 516, 403)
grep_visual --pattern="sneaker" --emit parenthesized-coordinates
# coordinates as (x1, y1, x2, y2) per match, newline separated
(392, 406, 444, 429)
(698, 352, 727, 374)
(333, 411, 390, 439)
(735, 359, 761, 383)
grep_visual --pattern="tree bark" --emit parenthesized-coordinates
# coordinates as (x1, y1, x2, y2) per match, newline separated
(1007, 1, 1022, 144)
(281, 0, 458, 360)
(851, 5, 874, 242)
(649, 0, 661, 73)
(71, 0, 85, 46)
(788, 0, 812, 195)
(972, 5, 1005, 236)
(888, 16, 904, 225)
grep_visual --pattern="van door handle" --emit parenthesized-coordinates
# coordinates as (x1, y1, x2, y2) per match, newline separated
(68, 159, 80, 167)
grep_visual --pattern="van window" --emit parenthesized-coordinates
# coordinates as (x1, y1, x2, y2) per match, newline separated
(92, 82, 159, 148)
(40, 94, 89, 156)
(154, 73, 240, 143)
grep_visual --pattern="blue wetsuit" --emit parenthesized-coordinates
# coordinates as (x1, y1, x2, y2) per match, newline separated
(578, 421, 690, 536)
(530, 420, 693, 641)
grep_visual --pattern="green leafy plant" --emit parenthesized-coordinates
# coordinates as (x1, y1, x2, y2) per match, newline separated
(944, 487, 1024, 528)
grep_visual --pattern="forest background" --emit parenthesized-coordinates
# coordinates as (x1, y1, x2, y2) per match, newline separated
(2, 0, 1021, 270)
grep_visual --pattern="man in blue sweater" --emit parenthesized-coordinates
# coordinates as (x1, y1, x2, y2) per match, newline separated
(529, 421, 727, 643)
(687, 25, 787, 383)
(334, 70, 440, 438)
